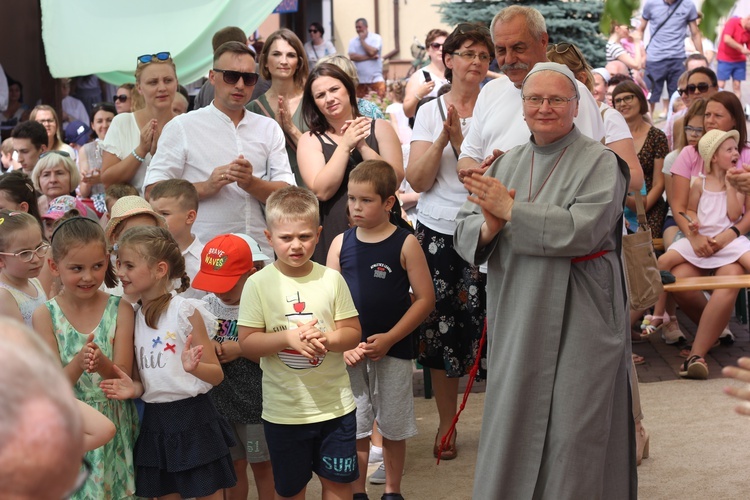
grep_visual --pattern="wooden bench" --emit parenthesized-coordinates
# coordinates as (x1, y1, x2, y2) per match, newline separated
(663, 275, 750, 333)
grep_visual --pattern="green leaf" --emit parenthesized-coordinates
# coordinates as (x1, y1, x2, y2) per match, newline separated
(701, 0, 736, 41)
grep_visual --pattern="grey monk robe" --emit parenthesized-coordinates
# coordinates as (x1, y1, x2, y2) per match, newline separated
(455, 127, 636, 499)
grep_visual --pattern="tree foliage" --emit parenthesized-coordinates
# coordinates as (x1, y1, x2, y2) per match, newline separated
(438, 0, 607, 67)
(438, 0, 741, 69)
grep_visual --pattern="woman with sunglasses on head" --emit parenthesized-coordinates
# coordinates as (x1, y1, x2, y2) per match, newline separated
(662, 92, 750, 377)
(247, 29, 310, 187)
(612, 81, 669, 240)
(547, 43, 644, 193)
(403, 28, 449, 118)
(297, 63, 403, 263)
(101, 52, 177, 194)
(304, 22, 336, 69)
(30, 105, 75, 157)
(78, 103, 117, 216)
(113, 83, 135, 114)
(405, 24, 493, 460)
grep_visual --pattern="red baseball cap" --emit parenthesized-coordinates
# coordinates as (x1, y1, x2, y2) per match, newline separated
(192, 233, 259, 293)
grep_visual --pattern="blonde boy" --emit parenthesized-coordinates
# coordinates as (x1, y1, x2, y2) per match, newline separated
(149, 179, 205, 299)
(238, 186, 361, 499)
(327, 160, 434, 500)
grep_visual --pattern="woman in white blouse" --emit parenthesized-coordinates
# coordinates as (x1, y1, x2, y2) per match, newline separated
(101, 52, 177, 193)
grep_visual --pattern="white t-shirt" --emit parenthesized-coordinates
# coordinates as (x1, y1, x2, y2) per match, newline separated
(348, 32, 384, 84)
(411, 68, 449, 98)
(304, 40, 337, 67)
(62, 95, 90, 125)
(411, 96, 473, 235)
(135, 296, 217, 403)
(459, 75, 606, 163)
(598, 102, 633, 144)
(144, 104, 295, 257)
(100, 113, 151, 193)
(385, 102, 412, 145)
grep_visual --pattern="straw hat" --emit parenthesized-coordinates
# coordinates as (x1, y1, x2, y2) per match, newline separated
(105, 195, 166, 243)
(698, 129, 739, 173)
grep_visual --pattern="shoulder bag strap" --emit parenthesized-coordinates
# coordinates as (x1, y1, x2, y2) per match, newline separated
(646, 0, 685, 48)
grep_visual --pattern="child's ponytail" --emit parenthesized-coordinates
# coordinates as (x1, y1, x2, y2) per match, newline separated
(176, 272, 191, 294)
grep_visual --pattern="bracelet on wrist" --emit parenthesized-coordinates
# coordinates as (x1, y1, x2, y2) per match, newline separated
(730, 226, 741, 237)
(131, 149, 145, 163)
(415, 94, 423, 101)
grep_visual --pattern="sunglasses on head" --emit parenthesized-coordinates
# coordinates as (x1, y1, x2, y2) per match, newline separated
(551, 42, 586, 68)
(213, 69, 259, 86)
(39, 150, 71, 159)
(113, 94, 129, 103)
(430, 42, 443, 50)
(686, 82, 711, 94)
(137, 52, 171, 64)
(455, 22, 491, 37)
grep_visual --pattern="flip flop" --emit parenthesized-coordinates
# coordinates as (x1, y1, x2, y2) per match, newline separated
(632, 353, 646, 365)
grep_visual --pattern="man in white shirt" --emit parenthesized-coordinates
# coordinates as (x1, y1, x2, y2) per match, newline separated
(144, 41, 294, 257)
(348, 18, 385, 98)
(457, 5, 605, 173)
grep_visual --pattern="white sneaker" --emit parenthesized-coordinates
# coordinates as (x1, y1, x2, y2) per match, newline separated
(744, 103, 750, 120)
(661, 317, 686, 345)
(369, 463, 386, 484)
(369, 445, 383, 464)
(720, 327, 735, 345)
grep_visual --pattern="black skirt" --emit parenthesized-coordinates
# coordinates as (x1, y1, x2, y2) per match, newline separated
(134, 393, 237, 497)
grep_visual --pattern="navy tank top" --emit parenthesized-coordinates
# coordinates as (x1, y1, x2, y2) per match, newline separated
(339, 226, 414, 360)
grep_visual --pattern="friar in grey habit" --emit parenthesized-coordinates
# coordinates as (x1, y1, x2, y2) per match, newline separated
(455, 62, 637, 499)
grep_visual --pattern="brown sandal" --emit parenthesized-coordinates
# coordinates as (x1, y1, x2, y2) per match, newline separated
(434, 430, 457, 460)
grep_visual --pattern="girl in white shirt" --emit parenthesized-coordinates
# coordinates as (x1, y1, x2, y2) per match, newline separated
(100, 225, 236, 499)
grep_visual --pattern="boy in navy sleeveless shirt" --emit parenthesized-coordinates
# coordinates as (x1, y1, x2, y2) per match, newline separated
(327, 160, 435, 500)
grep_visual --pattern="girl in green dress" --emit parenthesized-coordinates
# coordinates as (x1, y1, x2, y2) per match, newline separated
(32, 215, 138, 499)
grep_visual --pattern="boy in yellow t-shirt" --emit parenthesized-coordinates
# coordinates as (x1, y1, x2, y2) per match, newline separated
(238, 186, 361, 499)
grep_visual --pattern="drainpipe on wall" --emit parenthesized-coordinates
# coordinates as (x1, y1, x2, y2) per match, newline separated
(382, 0, 399, 61)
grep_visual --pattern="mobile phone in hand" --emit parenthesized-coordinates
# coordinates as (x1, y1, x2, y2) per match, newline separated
(423, 70, 431, 82)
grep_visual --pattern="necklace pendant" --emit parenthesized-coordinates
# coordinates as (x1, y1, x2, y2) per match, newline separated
(461, 117, 466, 126)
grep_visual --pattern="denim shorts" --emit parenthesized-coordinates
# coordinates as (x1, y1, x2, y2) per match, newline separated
(717, 60, 746, 82)
(263, 411, 358, 497)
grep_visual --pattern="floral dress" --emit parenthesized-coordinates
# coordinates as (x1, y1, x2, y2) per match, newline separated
(638, 126, 669, 237)
(48, 295, 137, 499)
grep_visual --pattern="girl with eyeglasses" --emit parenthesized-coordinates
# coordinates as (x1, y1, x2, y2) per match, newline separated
(101, 52, 178, 194)
(641, 99, 708, 344)
(30, 104, 75, 157)
(0, 210, 48, 327)
(406, 24, 494, 461)
(247, 29, 310, 187)
(304, 22, 337, 69)
(403, 28, 449, 118)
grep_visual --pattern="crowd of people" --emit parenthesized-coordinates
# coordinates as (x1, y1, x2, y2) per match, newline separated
(4, 1, 750, 498)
